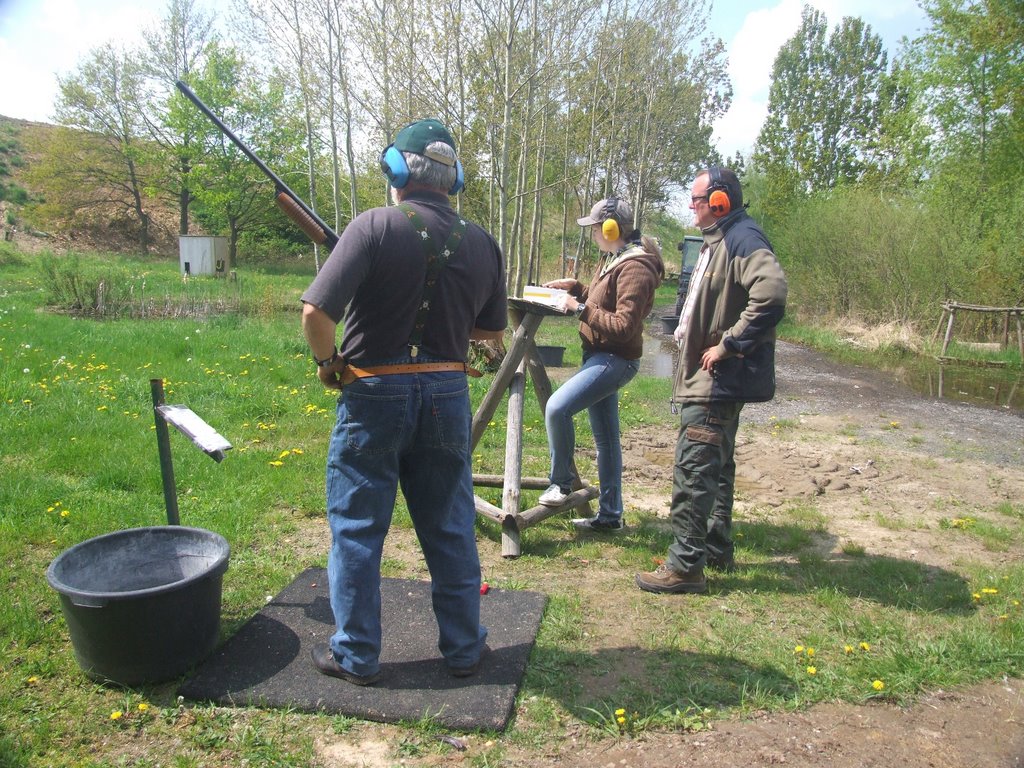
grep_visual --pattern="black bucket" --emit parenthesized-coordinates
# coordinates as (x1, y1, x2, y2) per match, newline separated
(658, 314, 677, 335)
(535, 345, 566, 367)
(46, 526, 230, 685)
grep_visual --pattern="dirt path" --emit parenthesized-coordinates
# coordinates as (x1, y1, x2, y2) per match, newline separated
(566, 340, 1024, 767)
(320, 340, 1024, 767)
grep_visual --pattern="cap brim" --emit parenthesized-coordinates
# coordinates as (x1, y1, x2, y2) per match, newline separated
(577, 215, 599, 226)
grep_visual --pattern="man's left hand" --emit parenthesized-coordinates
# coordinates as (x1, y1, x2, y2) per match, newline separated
(317, 357, 347, 390)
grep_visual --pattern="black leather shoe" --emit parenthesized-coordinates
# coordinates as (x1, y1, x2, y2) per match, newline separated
(447, 643, 491, 678)
(310, 645, 381, 686)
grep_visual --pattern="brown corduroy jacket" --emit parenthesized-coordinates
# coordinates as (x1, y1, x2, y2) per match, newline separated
(568, 242, 665, 361)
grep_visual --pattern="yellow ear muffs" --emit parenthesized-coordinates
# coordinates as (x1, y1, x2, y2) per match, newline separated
(602, 217, 620, 241)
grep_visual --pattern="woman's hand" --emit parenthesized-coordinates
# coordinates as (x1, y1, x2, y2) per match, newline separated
(553, 293, 579, 314)
(543, 278, 576, 291)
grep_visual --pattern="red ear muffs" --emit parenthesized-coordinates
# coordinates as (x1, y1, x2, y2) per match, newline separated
(707, 166, 732, 218)
(708, 188, 731, 217)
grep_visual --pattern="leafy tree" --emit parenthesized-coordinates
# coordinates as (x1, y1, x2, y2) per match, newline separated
(907, 0, 1024, 229)
(753, 5, 899, 218)
(142, 0, 218, 235)
(184, 47, 305, 265)
(47, 44, 156, 248)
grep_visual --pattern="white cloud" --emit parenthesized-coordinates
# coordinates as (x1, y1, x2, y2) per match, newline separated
(711, 0, 926, 160)
(0, 0, 163, 122)
(713, 0, 804, 159)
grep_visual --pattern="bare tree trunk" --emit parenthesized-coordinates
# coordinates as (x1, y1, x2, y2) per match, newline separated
(288, 0, 322, 271)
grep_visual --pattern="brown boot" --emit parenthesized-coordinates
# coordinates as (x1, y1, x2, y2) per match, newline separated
(635, 563, 707, 594)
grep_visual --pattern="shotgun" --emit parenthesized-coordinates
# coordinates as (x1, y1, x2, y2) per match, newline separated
(175, 80, 338, 250)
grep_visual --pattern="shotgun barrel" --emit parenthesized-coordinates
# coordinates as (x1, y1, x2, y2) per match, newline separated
(175, 79, 338, 249)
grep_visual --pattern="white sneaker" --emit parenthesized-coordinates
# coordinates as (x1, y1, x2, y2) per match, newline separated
(538, 484, 569, 506)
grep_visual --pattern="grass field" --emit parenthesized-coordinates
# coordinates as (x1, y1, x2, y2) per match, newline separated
(1, 245, 1021, 767)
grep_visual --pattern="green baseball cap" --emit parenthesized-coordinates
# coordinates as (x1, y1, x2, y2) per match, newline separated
(393, 119, 457, 166)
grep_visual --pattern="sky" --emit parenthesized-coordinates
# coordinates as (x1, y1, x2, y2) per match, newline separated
(0, 0, 929, 160)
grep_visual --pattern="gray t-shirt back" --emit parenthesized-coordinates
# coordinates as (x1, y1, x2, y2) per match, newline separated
(301, 190, 507, 364)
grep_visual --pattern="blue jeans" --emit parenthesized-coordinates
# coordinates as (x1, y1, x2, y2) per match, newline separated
(545, 351, 639, 521)
(324, 359, 486, 677)
(666, 401, 743, 573)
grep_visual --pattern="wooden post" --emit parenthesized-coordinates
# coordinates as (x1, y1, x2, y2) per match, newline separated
(933, 305, 949, 342)
(1016, 311, 1024, 358)
(471, 310, 543, 450)
(500, 357, 527, 557)
(941, 305, 957, 357)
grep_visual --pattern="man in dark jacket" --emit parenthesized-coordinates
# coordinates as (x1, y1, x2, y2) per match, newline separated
(636, 167, 787, 594)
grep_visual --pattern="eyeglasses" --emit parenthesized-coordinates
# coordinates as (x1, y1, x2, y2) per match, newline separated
(690, 195, 709, 204)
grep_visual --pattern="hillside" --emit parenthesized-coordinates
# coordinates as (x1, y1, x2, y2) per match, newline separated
(0, 114, 180, 256)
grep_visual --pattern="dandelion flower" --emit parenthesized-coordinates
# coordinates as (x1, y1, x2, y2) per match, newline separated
(972, 593, 982, 601)
(110, 711, 123, 721)
(617, 716, 626, 725)
(278, 450, 291, 459)
(268, 460, 284, 467)
(615, 708, 625, 716)
(806, 666, 817, 675)
(794, 645, 804, 654)
(859, 642, 871, 651)
(844, 645, 854, 654)
(806, 647, 815, 657)
(27, 676, 38, 684)
(981, 588, 998, 595)
(872, 680, 885, 691)
(137, 703, 150, 712)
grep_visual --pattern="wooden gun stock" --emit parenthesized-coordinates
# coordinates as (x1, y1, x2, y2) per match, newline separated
(176, 80, 339, 250)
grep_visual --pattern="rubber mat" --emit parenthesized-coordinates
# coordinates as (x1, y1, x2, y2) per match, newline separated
(178, 568, 547, 731)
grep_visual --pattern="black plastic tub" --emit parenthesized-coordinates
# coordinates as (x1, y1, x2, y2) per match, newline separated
(535, 345, 566, 367)
(46, 526, 230, 685)
(658, 314, 677, 335)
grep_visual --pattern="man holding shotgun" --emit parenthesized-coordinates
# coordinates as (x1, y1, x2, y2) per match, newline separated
(301, 120, 507, 684)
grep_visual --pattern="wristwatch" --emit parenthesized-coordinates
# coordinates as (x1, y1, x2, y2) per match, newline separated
(574, 303, 586, 318)
(314, 347, 340, 367)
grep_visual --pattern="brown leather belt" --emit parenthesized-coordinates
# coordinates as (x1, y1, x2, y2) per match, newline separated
(340, 362, 482, 385)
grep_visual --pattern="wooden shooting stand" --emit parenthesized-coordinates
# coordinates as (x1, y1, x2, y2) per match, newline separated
(933, 301, 1024, 364)
(470, 298, 598, 557)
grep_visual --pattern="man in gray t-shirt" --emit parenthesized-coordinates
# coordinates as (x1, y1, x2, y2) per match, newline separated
(301, 119, 506, 685)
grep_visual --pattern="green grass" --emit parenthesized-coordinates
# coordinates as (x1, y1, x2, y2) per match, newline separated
(1, 247, 1022, 766)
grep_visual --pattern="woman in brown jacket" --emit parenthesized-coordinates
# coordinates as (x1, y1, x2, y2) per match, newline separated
(538, 196, 664, 531)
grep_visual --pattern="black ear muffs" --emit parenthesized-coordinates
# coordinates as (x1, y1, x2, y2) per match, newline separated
(379, 144, 465, 195)
(601, 197, 621, 240)
(707, 166, 732, 218)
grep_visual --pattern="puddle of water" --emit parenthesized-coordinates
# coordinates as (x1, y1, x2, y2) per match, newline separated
(893, 361, 1023, 414)
(640, 336, 678, 378)
(640, 329, 1023, 416)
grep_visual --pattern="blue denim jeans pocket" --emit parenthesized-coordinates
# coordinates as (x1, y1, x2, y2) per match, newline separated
(426, 384, 471, 451)
(341, 387, 409, 455)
